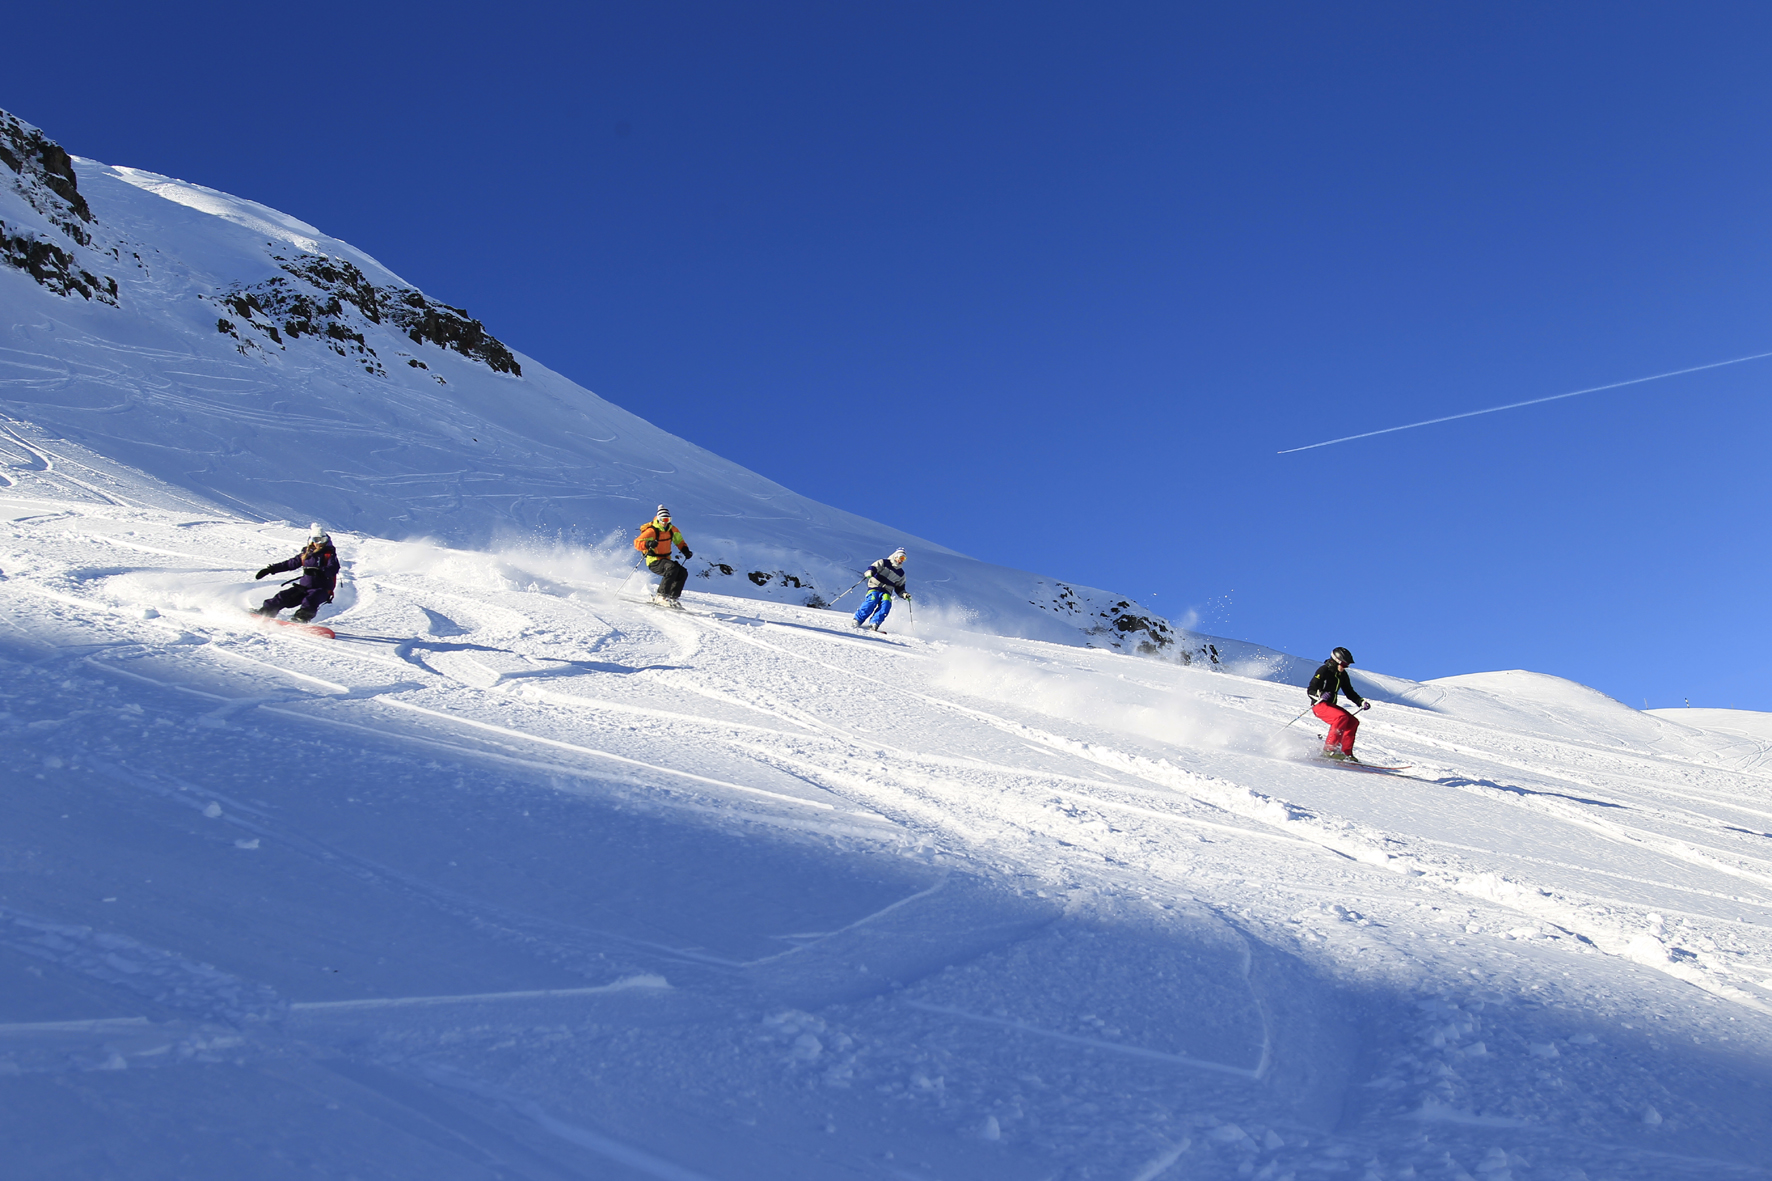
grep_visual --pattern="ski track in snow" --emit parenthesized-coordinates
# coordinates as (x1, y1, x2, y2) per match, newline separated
(5, 116, 1768, 1175)
(3, 493, 1772, 1179)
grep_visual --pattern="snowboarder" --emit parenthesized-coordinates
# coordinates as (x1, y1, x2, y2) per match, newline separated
(852, 548, 909, 631)
(1308, 646, 1370, 761)
(634, 505, 692, 607)
(252, 523, 340, 623)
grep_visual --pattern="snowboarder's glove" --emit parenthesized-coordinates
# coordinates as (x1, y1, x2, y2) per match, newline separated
(680, 548, 692, 560)
(255, 566, 275, 580)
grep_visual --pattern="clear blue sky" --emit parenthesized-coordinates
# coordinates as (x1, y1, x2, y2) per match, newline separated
(10, 2, 1772, 709)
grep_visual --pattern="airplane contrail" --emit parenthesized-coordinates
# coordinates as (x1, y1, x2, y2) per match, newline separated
(1276, 349, 1772, 454)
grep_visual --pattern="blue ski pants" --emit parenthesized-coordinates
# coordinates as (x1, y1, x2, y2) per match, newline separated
(853, 589, 894, 627)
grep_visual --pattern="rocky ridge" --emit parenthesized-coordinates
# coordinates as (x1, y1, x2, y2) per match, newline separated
(212, 253, 522, 378)
(0, 111, 118, 304)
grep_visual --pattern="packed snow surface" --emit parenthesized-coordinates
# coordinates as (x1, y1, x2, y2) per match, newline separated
(3, 111, 1772, 1178)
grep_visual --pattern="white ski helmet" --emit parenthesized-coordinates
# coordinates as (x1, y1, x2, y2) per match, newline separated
(890, 547, 907, 561)
(308, 522, 329, 544)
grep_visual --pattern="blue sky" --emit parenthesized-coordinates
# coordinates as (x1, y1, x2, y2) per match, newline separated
(10, 3, 1772, 708)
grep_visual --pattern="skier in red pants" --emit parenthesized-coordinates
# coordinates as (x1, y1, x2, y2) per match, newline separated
(1307, 647, 1370, 762)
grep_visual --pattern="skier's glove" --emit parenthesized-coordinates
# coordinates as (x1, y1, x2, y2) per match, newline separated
(680, 548, 692, 560)
(901, 591, 912, 601)
(1358, 700, 1372, 712)
(255, 566, 275, 579)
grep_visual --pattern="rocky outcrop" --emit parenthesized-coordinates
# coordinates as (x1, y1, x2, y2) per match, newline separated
(213, 253, 521, 376)
(0, 110, 118, 305)
(0, 232, 117, 302)
(1, 111, 93, 241)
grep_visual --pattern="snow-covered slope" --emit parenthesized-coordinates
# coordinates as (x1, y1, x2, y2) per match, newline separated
(5, 490, 1772, 1179)
(0, 108, 1238, 662)
(5, 110, 1772, 1180)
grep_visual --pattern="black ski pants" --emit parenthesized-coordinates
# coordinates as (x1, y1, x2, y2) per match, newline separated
(647, 557, 688, 601)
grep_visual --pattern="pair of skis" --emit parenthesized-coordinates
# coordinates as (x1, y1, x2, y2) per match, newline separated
(1314, 753, 1410, 774)
(1284, 703, 1408, 773)
(620, 594, 698, 615)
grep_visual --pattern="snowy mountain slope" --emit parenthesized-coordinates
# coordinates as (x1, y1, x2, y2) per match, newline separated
(6, 107, 1772, 1180)
(1651, 707, 1772, 747)
(4, 485, 1772, 1179)
(0, 107, 1237, 662)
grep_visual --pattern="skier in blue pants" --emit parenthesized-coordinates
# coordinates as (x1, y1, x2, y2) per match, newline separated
(852, 548, 909, 631)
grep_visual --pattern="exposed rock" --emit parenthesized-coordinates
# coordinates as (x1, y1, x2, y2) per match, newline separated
(213, 253, 521, 377)
(0, 110, 93, 241)
(0, 109, 118, 304)
(0, 230, 117, 303)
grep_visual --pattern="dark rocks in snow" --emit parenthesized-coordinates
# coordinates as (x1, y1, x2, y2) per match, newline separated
(709, 563, 820, 606)
(1030, 580, 1181, 658)
(215, 253, 521, 377)
(0, 110, 94, 240)
(0, 109, 118, 304)
(746, 569, 808, 589)
(0, 229, 118, 303)
(1099, 599, 1177, 656)
(388, 287, 521, 376)
(745, 568, 810, 590)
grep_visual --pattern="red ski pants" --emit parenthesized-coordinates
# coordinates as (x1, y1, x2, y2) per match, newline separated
(1313, 702, 1359, 754)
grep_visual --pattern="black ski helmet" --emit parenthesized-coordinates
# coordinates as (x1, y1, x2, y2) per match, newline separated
(1331, 647, 1354, 666)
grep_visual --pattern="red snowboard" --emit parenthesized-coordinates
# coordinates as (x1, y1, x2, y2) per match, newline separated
(247, 612, 335, 638)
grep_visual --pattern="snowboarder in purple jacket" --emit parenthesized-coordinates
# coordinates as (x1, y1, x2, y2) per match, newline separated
(252, 523, 340, 623)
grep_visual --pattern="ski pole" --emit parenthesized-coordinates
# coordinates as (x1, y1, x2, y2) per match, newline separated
(827, 576, 866, 606)
(1280, 704, 1313, 730)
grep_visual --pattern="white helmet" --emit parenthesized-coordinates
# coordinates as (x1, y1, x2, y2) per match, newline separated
(308, 522, 329, 543)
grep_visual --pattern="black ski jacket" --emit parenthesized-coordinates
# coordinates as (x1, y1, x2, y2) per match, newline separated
(265, 542, 340, 595)
(1307, 660, 1364, 709)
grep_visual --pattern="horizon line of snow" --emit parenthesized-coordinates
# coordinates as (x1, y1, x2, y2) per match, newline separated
(1276, 348, 1772, 454)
